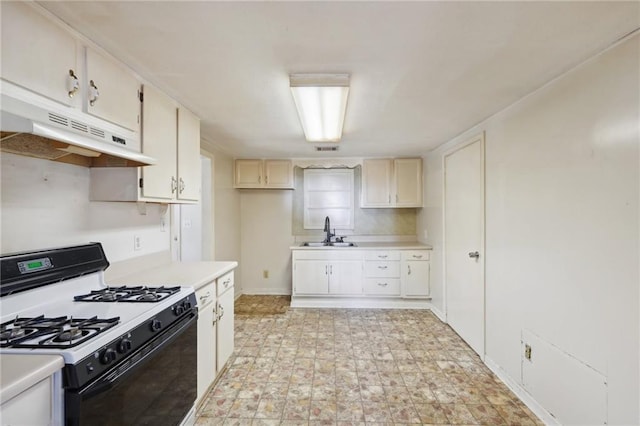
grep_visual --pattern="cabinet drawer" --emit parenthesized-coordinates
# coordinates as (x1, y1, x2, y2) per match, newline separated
(401, 250, 430, 261)
(196, 282, 215, 308)
(217, 271, 234, 297)
(364, 279, 401, 296)
(364, 251, 400, 261)
(364, 261, 400, 278)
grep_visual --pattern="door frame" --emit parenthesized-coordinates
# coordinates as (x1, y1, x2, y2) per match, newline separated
(442, 132, 486, 358)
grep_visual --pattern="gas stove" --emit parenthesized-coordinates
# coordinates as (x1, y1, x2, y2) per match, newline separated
(0, 243, 198, 426)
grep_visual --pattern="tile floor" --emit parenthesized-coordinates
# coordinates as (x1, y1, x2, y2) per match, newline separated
(196, 296, 542, 425)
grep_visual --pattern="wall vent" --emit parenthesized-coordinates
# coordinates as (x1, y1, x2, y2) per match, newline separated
(315, 146, 339, 152)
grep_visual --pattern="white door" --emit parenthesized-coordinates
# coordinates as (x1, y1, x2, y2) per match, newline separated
(444, 134, 485, 356)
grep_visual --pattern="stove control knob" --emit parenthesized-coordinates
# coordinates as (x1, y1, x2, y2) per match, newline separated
(184, 300, 192, 310)
(117, 339, 132, 354)
(174, 304, 185, 316)
(150, 319, 162, 332)
(100, 348, 117, 365)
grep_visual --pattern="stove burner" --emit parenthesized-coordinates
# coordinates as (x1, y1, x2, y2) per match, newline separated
(54, 327, 86, 342)
(137, 292, 159, 302)
(0, 316, 120, 348)
(74, 286, 181, 303)
(1, 327, 27, 340)
(97, 291, 119, 302)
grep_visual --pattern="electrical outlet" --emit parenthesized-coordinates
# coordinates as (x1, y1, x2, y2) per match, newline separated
(134, 235, 142, 251)
(524, 344, 532, 361)
(263, 270, 269, 279)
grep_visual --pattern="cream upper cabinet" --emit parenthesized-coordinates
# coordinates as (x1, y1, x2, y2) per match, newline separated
(1, 2, 80, 107)
(90, 89, 201, 203)
(234, 159, 263, 187)
(84, 47, 140, 132)
(141, 84, 178, 200)
(234, 159, 293, 189)
(265, 160, 294, 188)
(361, 159, 393, 207)
(361, 158, 423, 208)
(177, 107, 201, 201)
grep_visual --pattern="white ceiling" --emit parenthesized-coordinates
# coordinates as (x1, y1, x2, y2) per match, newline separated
(40, 1, 639, 158)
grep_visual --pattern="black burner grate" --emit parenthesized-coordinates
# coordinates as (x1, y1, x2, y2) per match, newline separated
(73, 286, 181, 303)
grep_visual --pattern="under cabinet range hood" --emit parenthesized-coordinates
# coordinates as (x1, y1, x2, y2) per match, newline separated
(0, 86, 156, 167)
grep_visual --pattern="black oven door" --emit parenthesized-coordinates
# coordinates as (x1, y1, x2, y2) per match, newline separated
(65, 313, 197, 426)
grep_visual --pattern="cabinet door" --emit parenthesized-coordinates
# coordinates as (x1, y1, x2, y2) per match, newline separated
(177, 107, 201, 201)
(1, 2, 79, 106)
(197, 302, 217, 404)
(293, 260, 329, 295)
(216, 288, 235, 370)
(329, 261, 363, 295)
(85, 47, 140, 132)
(234, 160, 263, 188)
(402, 261, 430, 297)
(264, 160, 293, 188)
(141, 84, 177, 200)
(394, 158, 423, 207)
(361, 159, 392, 207)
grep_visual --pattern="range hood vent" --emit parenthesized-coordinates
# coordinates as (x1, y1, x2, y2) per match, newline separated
(1, 89, 155, 167)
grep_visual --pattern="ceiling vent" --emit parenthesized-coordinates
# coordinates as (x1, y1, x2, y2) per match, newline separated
(315, 146, 339, 152)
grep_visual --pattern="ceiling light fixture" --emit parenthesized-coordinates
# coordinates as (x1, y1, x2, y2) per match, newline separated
(290, 73, 349, 142)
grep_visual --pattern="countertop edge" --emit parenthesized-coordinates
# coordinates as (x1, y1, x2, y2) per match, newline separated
(1, 354, 64, 404)
(290, 243, 433, 250)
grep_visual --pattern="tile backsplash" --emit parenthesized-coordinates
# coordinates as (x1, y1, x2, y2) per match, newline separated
(292, 166, 417, 237)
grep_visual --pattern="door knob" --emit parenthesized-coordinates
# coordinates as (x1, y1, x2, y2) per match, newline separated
(468, 251, 480, 259)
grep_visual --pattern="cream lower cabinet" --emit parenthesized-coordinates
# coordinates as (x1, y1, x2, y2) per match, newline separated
(401, 250, 431, 297)
(293, 248, 431, 300)
(1, 374, 58, 425)
(216, 271, 235, 371)
(195, 281, 217, 405)
(293, 251, 363, 296)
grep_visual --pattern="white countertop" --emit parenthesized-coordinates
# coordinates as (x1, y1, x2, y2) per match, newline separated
(291, 242, 432, 250)
(0, 354, 64, 404)
(107, 261, 238, 291)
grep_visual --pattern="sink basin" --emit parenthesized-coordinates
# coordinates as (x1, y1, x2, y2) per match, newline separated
(329, 242, 357, 247)
(300, 242, 357, 247)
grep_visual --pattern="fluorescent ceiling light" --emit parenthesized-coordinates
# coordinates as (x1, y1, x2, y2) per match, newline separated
(290, 73, 349, 142)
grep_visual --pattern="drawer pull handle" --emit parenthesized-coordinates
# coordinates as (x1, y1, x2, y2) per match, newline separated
(217, 303, 225, 320)
(223, 279, 231, 287)
(377, 282, 388, 287)
(199, 291, 211, 303)
(67, 69, 79, 98)
(378, 266, 388, 270)
(378, 255, 388, 259)
(408, 265, 412, 275)
(412, 255, 423, 259)
(212, 307, 217, 325)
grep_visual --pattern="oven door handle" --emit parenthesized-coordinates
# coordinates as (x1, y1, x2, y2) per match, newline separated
(78, 310, 197, 399)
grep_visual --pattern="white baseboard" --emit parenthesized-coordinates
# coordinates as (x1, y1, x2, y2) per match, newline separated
(242, 288, 291, 296)
(484, 356, 559, 426)
(430, 305, 446, 322)
(291, 297, 431, 309)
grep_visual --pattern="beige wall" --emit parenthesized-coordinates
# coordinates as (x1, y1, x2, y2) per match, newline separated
(205, 147, 242, 293)
(0, 153, 169, 262)
(418, 34, 639, 423)
(240, 190, 295, 294)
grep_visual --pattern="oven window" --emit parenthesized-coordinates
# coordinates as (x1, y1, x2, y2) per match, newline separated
(67, 319, 197, 426)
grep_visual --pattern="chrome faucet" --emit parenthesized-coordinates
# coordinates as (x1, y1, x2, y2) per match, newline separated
(323, 216, 334, 243)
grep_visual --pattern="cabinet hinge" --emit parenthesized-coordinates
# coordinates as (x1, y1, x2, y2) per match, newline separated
(139, 178, 144, 188)
(139, 91, 144, 102)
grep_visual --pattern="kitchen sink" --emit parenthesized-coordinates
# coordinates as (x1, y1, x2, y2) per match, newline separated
(300, 242, 357, 247)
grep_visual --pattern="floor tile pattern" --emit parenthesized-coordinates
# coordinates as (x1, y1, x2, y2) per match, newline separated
(196, 296, 542, 425)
